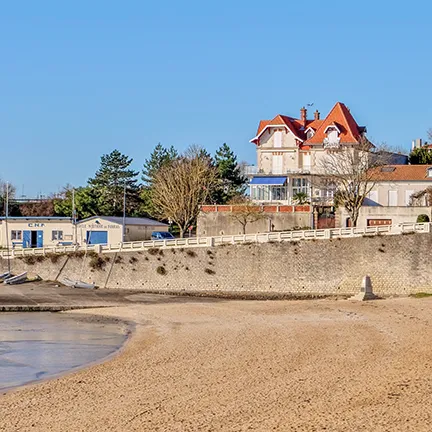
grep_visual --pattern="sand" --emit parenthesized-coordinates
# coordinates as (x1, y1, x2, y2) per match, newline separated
(1, 297, 432, 431)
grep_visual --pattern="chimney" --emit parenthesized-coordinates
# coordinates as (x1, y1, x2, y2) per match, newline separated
(300, 107, 307, 126)
(412, 138, 423, 150)
(314, 110, 320, 121)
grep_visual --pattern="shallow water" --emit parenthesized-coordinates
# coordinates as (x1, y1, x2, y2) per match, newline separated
(0, 312, 127, 391)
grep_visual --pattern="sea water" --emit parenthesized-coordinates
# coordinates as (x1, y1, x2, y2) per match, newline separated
(0, 312, 127, 391)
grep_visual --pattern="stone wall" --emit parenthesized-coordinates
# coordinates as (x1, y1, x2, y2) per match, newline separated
(338, 206, 432, 228)
(197, 205, 312, 236)
(4, 232, 432, 296)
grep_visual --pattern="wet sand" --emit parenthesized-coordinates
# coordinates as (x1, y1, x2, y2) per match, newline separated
(1, 297, 432, 431)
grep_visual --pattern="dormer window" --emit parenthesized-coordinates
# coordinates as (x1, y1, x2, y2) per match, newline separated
(428, 167, 432, 178)
(305, 127, 315, 140)
(323, 124, 341, 149)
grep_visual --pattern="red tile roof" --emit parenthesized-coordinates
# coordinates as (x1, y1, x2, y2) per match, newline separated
(305, 102, 361, 144)
(370, 165, 432, 181)
(251, 102, 364, 146)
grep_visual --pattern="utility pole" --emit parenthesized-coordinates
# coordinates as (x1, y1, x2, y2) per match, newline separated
(122, 181, 126, 243)
(72, 188, 77, 245)
(5, 182, 10, 274)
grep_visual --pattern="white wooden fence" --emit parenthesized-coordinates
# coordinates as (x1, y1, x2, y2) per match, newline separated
(0, 222, 430, 259)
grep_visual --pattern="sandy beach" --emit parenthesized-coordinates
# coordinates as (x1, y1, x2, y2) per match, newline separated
(1, 297, 432, 431)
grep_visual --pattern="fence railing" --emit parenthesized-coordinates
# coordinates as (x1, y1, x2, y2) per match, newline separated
(0, 222, 430, 259)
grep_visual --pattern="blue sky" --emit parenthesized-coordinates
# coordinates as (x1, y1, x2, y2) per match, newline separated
(1, 1, 431, 196)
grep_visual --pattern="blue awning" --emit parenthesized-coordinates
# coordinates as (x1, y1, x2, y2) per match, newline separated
(250, 176, 287, 185)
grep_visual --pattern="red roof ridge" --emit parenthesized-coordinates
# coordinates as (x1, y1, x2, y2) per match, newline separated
(305, 102, 361, 145)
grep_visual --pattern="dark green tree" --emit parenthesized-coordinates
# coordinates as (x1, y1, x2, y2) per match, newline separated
(408, 147, 432, 164)
(213, 143, 247, 204)
(142, 143, 178, 185)
(88, 150, 140, 216)
(140, 144, 179, 216)
(53, 186, 99, 219)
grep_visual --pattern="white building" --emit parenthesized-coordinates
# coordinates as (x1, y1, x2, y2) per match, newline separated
(0, 216, 169, 249)
(76, 216, 169, 245)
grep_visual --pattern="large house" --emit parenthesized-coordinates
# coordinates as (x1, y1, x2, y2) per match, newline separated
(247, 102, 368, 204)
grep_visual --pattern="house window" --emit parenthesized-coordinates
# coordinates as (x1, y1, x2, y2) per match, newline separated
(11, 230, 22, 241)
(292, 178, 309, 196)
(388, 190, 398, 207)
(274, 131, 282, 148)
(272, 155, 283, 174)
(306, 130, 314, 139)
(250, 185, 288, 202)
(52, 230, 63, 241)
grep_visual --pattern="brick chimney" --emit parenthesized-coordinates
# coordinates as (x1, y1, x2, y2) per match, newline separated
(314, 110, 320, 121)
(300, 107, 307, 126)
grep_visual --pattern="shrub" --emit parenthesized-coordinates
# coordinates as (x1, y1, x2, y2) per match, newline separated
(89, 255, 108, 270)
(115, 256, 123, 264)
(417, 214, 430, 223)
(156, 266, 167, 275)
(186, 250, 197, 258)
(204, 268, 215, 275)
(148, 248, 159, 256)
(71, 251, 85, 259)
(22, 256, 36, 265)
(129, 256, 138, 264)
(46, 253, 64, 264)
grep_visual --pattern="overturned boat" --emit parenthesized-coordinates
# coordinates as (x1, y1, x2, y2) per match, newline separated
(0, 272, 11, 280)
(62, 278, 95, 289)
(4, 272, 28, 285)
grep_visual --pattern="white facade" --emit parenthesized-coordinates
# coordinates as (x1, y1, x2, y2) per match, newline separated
(0, 217, 74, 249)
(0, 216, 169, 249)
(366, 181, 432, 207)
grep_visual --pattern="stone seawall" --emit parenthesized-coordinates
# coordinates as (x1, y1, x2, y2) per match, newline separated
(3, 232, 432, 296)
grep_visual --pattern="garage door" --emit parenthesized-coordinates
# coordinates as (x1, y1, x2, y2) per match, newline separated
(86, 231, 108, 245)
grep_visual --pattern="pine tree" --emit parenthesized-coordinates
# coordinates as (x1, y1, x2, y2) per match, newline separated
(409, 147, 432, 164)
(213, 143, 247, 204)
(142, 144, 179, 185)
(88, 150, 139, 216)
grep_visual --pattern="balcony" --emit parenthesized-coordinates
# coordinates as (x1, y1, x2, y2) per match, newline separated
(242, 165, 311, 177)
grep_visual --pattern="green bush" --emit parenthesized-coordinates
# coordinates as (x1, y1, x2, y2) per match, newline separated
(156, 266, 167, 275)
(416, 214, 430, 223)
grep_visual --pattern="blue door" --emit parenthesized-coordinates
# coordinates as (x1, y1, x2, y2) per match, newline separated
(86, 231, 108, 245)
(23, 231, 31, 248)
(37, 231, 43, 248)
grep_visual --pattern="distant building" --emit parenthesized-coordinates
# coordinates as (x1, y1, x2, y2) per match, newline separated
(366, 165, 432, 207)
(0, 216, 168, 249)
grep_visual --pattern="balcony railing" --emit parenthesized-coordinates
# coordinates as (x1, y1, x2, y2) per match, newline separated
(242, 166, 312, 176)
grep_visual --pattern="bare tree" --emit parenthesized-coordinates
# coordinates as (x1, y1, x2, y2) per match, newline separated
(228, 196, 265, 234)
(410, 187, 432, 206)
(150, 146, 218, 238)
(317, 139, 393, 227)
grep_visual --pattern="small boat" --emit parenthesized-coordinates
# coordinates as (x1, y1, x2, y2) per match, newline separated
(4, 272, 28, 285)
(62, 278, 95, 289)
(0, 272, 11, 280)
